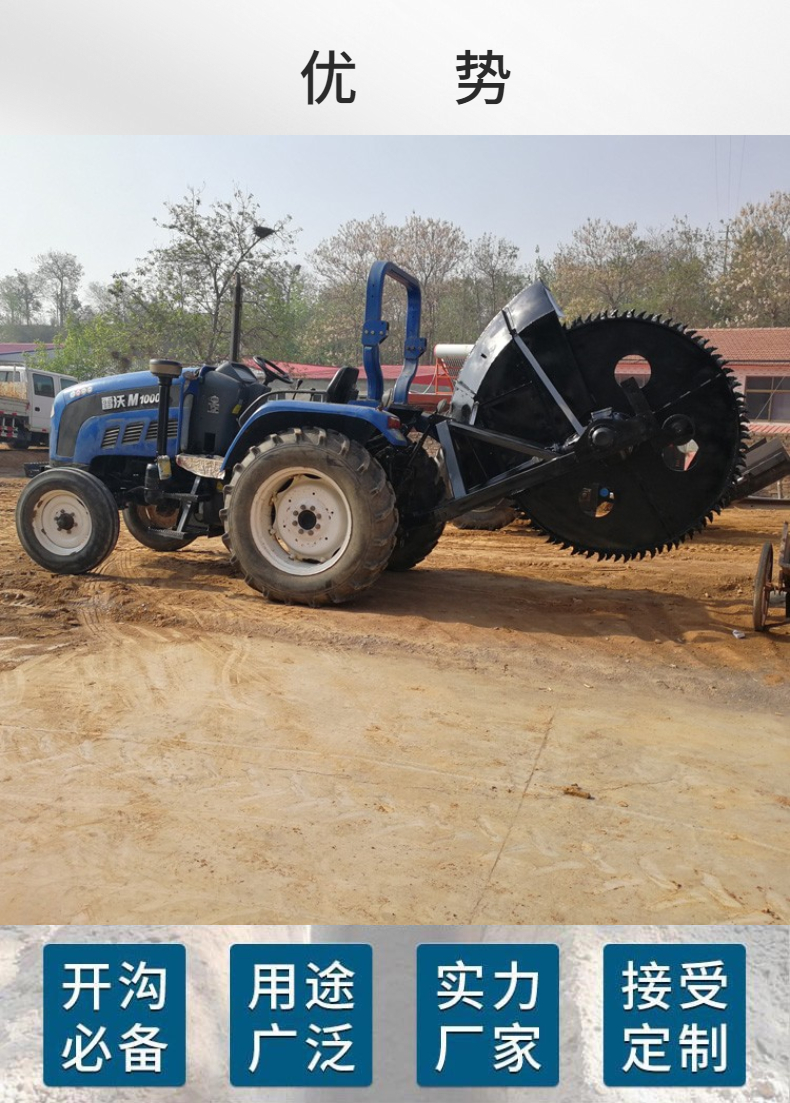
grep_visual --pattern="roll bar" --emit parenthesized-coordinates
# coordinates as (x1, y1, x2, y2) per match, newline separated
(361, 261, 427, 405)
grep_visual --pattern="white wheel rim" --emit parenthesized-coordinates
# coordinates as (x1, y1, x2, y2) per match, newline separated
(31, 489, 93, 556)
(249, 466, 353, 576)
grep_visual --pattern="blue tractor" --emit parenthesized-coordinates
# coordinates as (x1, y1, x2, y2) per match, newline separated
(15, 261, 747, 606)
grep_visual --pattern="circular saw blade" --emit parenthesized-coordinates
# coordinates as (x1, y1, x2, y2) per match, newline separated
(515, 314, 748, 559)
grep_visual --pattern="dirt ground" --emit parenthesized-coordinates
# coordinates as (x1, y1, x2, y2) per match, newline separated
(0, 444, 788, 926)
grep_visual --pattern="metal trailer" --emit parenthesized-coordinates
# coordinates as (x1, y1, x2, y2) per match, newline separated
(734, 437, 790, 506)
(753, 522, 790, 631)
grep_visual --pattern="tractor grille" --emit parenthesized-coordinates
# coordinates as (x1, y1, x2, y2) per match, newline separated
(101, 426, 121, 449)
(101, 419, 177, 449)
(123, 422, 145, 444)
(146, 419, 177, 441)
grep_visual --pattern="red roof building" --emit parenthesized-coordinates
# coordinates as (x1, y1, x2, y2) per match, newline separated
(0, 343, 56, 364)
(696, 328, 790, 434)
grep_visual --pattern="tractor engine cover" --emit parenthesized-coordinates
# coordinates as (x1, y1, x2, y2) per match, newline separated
(450, 283, 747, 559)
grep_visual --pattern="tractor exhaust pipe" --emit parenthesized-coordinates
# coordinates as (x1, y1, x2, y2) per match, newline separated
(230, 273, 242, 364)
(145, 358, 183, 502)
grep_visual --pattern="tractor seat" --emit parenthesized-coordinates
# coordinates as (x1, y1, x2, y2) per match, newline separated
(324, 365, 359, 404)
(237, 366, 360, 427)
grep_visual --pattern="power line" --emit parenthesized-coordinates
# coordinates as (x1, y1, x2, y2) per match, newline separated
(736, 136, 747, 214)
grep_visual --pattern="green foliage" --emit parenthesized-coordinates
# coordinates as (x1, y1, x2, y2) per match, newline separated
(34, 251, 83, 327)
(30, 313, 135, 379)
(0, 271, 42, 327)
(716, 191, 790, 326)
(7, 188, 790, 384)
(539, 217, 721, 325)
(121, 186, 299, 364)
(304, 213, 528, 364)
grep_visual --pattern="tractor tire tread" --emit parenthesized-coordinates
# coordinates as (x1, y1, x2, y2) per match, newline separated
(386, 447, 446, 572)
(223, 427, 397, 606)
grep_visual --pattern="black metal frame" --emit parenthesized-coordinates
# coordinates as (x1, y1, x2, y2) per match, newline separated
(422, 411, 660, 524)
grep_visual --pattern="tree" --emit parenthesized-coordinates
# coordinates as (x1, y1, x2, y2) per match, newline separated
(716, 191, 790, 326)
(642, 218, 721, 325)
(397, 214, 468, 349)
(243, 260, 314, 362)
(36, 313, 132, 379)
(304, 213, 526, 364)
(34, 251, 83, 327)
(542, 219, 654, 318)
(305, 213, 400, 364)
(122, 186, 299, 364)
(458, 233, 528, 336)
(0, 270, 42, 326)
(540, 217, 722, 326)
(36, 188, 304, 375)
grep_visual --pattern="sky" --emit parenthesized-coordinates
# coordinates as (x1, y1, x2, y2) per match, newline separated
(1, 135, 788, 287)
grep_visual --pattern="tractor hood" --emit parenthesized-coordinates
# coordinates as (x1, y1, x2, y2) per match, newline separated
(51, 370, 186, 464)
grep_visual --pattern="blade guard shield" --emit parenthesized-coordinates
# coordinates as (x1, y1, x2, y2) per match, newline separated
(449, 282, 594, 449)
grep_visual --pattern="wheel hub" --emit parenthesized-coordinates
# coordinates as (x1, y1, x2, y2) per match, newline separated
(54, 509, 76, 532)
(32, 490, 93, 556)
(250, 468, 353, 575)
(296, 508, 319, 532)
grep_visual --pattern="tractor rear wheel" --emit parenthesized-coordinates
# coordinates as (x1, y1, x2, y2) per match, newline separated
(222, 427, 397, 605)
(123, 502, 197, 552)
(15, 467, 120, 574)
(387, 447, 446, 572)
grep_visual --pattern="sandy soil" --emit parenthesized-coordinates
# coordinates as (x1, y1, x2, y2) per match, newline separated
(0, 445, 788, 926)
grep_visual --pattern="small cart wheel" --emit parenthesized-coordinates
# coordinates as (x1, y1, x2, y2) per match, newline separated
(752, 541, 774, 632)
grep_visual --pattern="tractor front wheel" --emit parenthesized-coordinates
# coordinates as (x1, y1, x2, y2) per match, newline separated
(222, 428, 397, 605)
(15, 467, 120, 574)
(452, 499, 518, 531)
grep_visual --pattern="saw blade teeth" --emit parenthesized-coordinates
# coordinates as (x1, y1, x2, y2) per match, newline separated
(519, 311, 747, 563)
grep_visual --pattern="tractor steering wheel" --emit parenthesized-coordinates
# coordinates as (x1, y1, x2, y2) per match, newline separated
(253, 356, 294, 385)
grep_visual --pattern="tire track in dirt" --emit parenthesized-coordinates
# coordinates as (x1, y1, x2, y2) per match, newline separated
(1, 468, 789, 925)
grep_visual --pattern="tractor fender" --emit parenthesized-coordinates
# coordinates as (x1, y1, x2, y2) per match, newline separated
(220, 399, 408, 476)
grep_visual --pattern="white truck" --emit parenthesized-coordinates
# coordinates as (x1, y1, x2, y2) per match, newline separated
(0, 365, 77, 449)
